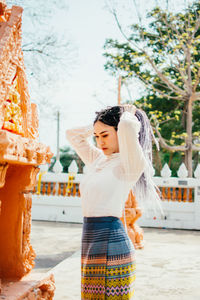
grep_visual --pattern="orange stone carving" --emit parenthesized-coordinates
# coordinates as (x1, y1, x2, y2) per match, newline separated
(121, 190, 144, 249)
(0, 1, 54, 298)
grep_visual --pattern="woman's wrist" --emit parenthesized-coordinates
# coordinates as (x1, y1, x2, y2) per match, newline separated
(120, 104, 136, 115)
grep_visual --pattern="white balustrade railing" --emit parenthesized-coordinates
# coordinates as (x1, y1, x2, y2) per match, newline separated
(32, 160, 200, 229)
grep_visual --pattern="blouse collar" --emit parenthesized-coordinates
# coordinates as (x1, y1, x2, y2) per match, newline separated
(106, 152, 120, 159)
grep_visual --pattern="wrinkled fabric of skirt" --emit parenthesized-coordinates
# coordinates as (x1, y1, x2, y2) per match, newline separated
(81, 216, 136, 299)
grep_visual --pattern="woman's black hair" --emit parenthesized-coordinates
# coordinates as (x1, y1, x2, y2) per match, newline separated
(94, 105, 152, 154)
(93, 106, 124, 131)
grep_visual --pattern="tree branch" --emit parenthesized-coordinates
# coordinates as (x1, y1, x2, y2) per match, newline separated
(192, 67, 200, 93)
(186, 46, 192, 94)
(22, 48, 51, 56)
(154, 126, 188, 151)
(158, 117, 176, 124)
(145, 54, 186, 96)
(173, 55, 190, 90)
(192, 145, 200, 151)
(135, 69, 186, 100)
(191, 17, 200, 39)
(111, 8, 134, 46)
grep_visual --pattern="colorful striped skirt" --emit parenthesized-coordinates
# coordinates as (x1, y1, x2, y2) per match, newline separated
(81, 216, 136, 299)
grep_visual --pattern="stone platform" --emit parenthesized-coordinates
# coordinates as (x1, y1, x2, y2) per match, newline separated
(0, 273, 55, 300)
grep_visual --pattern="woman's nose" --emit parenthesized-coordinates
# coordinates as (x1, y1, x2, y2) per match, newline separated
(100, 139, 105, 146)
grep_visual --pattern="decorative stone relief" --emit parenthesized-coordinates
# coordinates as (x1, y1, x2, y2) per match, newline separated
(121, 190, 144, 249)
(0, 2, 54, 298)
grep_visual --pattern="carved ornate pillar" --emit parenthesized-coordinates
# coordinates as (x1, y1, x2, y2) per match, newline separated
(0, 2, 55, 298)
(0, 165, 39, 279)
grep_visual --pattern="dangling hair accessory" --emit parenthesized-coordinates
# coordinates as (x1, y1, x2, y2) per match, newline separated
(132, 109, 164, 218)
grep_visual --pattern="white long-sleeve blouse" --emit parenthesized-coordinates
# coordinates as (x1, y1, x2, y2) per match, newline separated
(66, 111, 147, 218)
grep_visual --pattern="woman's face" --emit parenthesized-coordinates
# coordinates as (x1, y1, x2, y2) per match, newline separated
(93, 121, 119, 155)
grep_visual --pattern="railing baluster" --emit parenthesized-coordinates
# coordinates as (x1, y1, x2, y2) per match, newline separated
(58, 183, 61, 196)
(47, 182, 51, 195)
(78, 186, 81, 197)
(183, 188, 187, 202)
(63, 183, 66, 196)
(172, 187, 176, 201)
(189, 188, 193, 202)
(67, 185, 71, 196)
(52, 182, 56, 196)
(162, 187, 166, 201)
(178, 188, 182, 202)
(167, 187, 171, 201)
(72, 183, 76, 196)
(42, 181, 46, 195)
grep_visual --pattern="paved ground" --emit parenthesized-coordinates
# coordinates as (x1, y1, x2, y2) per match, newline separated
(31, 221, 200, 300)
(31, 221, 82, 273)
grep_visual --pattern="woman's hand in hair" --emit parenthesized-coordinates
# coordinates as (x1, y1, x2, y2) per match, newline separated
(120, 104, 136, 115)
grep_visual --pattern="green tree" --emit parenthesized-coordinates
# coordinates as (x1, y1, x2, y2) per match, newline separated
(104, 1, 200, 176)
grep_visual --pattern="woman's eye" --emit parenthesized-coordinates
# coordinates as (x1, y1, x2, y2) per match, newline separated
(94, 135, 108, 139)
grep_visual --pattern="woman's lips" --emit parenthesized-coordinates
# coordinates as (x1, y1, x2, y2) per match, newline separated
(102, 148, 107, 150)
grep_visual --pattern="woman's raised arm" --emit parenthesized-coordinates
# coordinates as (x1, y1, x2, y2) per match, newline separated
(66, 124, 102, 165)
(117, 111, 147, 183)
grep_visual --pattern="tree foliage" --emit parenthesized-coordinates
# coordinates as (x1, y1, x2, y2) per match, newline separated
(104, 1, 200, 175)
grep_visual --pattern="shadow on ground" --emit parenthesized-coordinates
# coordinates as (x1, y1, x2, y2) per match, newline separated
(34, 251, 75, 269)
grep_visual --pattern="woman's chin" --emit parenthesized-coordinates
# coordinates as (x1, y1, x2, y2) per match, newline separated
(102, 149, 109, 154)
(103, 149, 114, 156)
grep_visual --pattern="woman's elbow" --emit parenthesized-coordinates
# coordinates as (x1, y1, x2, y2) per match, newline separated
(131, 157, 147, 183)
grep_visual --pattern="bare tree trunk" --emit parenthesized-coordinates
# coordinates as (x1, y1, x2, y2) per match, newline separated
(118, 76, 121, 105)
(185, 97, 193, 177)
(155, 148, 162, 175)
(168, 152, 173, 168)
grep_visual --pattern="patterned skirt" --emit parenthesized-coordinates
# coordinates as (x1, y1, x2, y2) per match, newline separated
(81, 216, 136, 299)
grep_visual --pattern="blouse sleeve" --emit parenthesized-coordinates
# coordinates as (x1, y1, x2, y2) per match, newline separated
(117, 111, 147, 183)
(66, 124, 102, 165)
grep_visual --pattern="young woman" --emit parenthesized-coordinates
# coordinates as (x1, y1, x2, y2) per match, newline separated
(66, 104, 160, 299)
